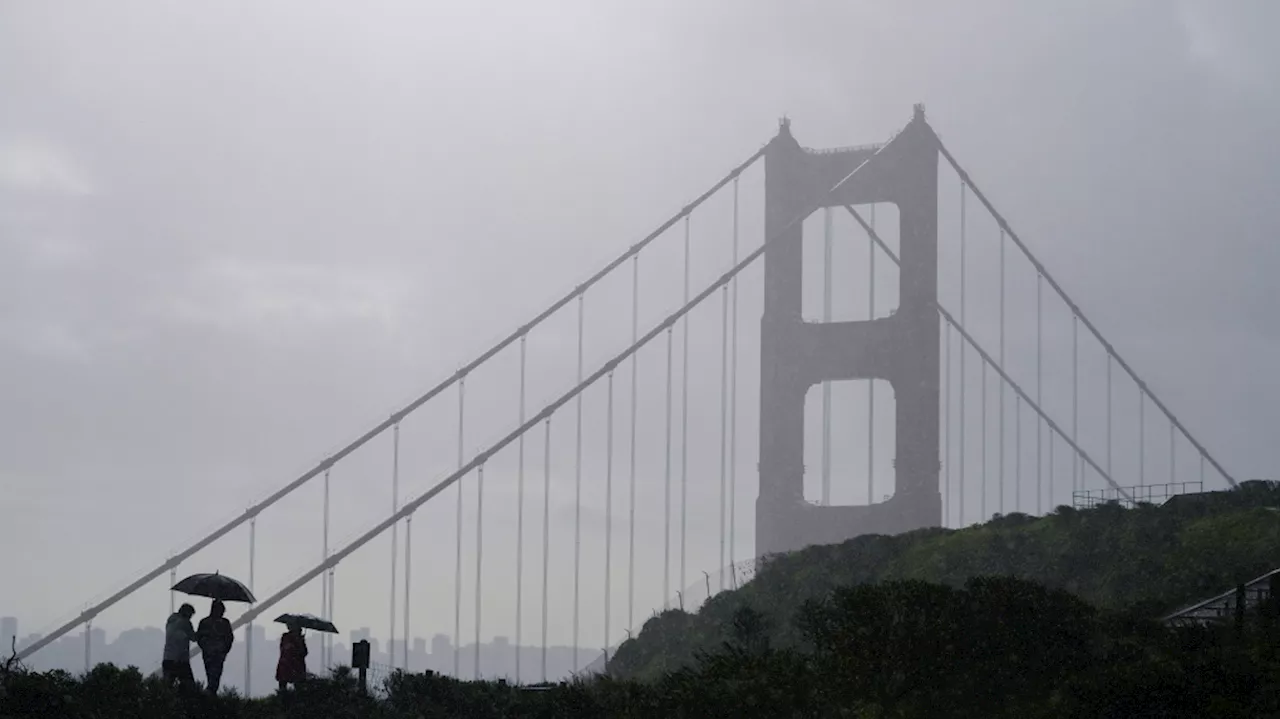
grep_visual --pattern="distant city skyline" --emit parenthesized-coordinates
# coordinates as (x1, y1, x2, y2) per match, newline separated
(3, 612, 612, 696)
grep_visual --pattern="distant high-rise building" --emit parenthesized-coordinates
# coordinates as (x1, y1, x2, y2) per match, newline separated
(413, 637, 425, 656)
(0, 617, 16, 654)
(350, 627, 371, 645)
(431, 633, 451, 657)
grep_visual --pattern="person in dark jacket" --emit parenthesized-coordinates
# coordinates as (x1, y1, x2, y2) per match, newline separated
(196, 600, 234, 695)
(276, 623, 308, 695)
(161, 603, 197, 690)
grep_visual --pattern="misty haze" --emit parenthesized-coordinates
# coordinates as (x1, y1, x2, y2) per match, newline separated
(3, 1, 1279, 716)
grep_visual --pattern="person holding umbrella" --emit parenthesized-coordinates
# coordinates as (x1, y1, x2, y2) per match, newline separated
(273, 613, 336, 696)
(169, 571, 255, 695)
(195, 600, 234, 695)
(275, 621, 309, 696)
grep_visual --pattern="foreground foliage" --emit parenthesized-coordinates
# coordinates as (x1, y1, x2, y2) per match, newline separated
(5, 575, 1280, 717)
(612, 483, 1280, 679)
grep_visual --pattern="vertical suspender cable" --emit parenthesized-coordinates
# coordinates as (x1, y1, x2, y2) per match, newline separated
(959, 180, 967, 526)
(729, 176, 740, 580)
(335, 562, 340, 670)
(1015, 398, 1022, 511)
(1139, 388, 1146, 487)
(680, 216, 691, 598)
(474, 463, 484, 680)
(1049, 429, 1055, 509)
(605, 371, 615, 655)
(718, 284, 729, 591)
(540, 418, 551, 683)
(389, 425, 399, 668)
(1107, 357, 1113, 478)
(84, 620, 91, 673)
(821, 206, 833, 506)
(868, 204, 876, 504)
(1073, 317, 1079, 496)
(1036, 274, 1043, 514)
(1170, 422, 1176, 485)
(981, 362, 988, 521)
(245, 515, 255, 695)
(944, 322, 951, 526)
(573, 294, 585, 671)
(170, 567, 176, 614)
(402, 515, 409, 671)
(453, 377, 466, 677)
(628, 256, 639, 632)
(663, 327, 674, 607)
(999, 228, 1006, 514)
(515, 334, 527, 682)
(322, 467, 331, 667)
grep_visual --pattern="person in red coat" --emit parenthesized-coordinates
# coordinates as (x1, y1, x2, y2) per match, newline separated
(275, 624, 308, 694)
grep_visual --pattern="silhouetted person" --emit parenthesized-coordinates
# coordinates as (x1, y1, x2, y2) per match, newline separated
(162, 603, 197, 691)
(276, 624, 308, 696)
(196, 599, 234, 695)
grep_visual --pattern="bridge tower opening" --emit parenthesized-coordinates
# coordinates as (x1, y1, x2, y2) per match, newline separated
(756, 105, 942, 557)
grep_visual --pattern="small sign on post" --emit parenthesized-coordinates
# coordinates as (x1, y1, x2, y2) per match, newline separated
(352, 640, 370, 693)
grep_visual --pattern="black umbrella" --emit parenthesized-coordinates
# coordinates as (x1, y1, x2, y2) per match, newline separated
(274, 613, 338, 634)
(171, 572, 256, 603)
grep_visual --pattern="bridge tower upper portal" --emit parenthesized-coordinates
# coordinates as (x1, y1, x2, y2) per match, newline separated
(756, 106, 942, 557)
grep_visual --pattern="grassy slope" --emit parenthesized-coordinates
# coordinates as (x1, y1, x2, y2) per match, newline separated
(611, 486, 1280, 680)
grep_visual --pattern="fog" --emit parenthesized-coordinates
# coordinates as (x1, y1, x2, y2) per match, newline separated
(2, 0, 1278, 681)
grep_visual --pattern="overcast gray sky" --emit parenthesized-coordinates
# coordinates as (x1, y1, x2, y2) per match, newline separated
(3, 0, 1278, 656)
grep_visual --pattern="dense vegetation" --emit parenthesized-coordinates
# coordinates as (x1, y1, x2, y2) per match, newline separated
(5, 483, 1279, 717)
(6, 575, 1280, 717)
(611, 482, 1280, 679)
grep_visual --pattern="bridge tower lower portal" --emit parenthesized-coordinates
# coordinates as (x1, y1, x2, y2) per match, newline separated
(756, 105, 942, 558)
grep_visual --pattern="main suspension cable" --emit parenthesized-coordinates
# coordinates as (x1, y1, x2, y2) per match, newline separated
(14, 147, 771, 665)
(215, 120, 910, 654)
(845, 206, 1130, 500)
(937, 140, 1236, 488)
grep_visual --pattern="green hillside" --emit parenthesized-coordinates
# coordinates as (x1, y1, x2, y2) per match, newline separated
(609, 482, 1280, 680)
